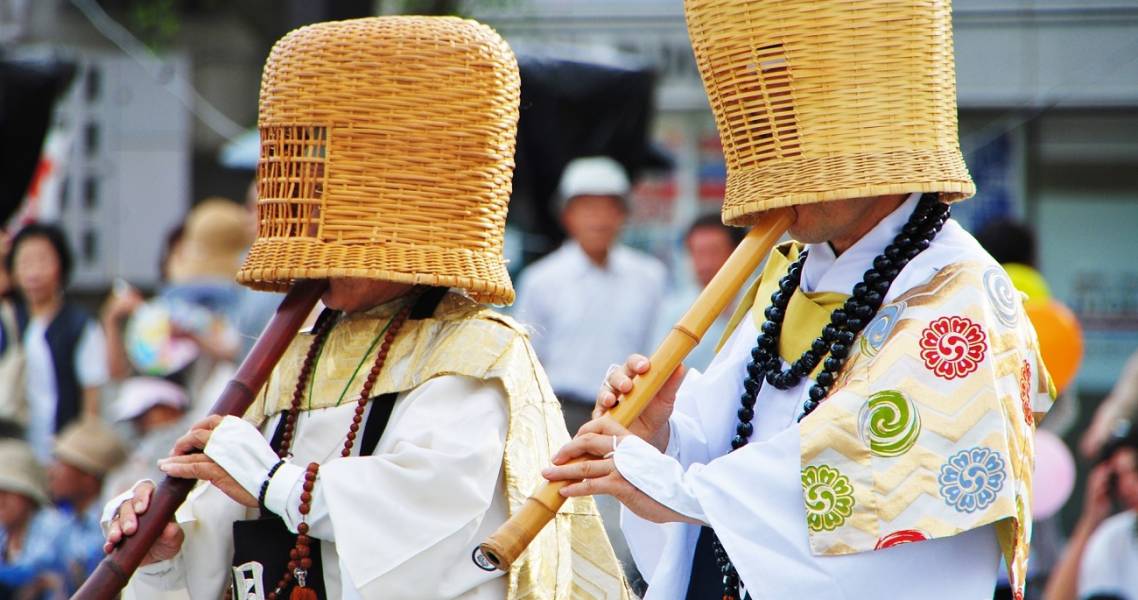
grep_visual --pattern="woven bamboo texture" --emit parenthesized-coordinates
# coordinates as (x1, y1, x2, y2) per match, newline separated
(684, 0, 976, 225)
(237, 16, 520, 305)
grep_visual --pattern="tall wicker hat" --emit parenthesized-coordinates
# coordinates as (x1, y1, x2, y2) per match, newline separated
(685, 0, 975, 225)
(237, 17, 520, 305)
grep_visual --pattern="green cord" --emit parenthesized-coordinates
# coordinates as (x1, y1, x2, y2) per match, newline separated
(306, 309, 402, 409)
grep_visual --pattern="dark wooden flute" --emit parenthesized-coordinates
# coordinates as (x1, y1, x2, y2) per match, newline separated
(72, 279, 328, 600)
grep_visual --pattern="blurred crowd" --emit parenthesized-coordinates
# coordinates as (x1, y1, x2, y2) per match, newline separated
(0, 190, 279, 597)
(0, 156, 1132, 599)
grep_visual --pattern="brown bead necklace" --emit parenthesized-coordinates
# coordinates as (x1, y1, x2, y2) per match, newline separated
(266, 298, 415, 600)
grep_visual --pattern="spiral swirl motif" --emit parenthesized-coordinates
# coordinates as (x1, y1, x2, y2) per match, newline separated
(802, 464, 856, 532)
(860, 303, 905, 358)
(984, 267, 1019, 328)
(858, 390, 922, 457)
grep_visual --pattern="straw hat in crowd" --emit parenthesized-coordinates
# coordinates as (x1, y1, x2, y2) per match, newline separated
(53, 419, 128, 478)
(0, 439, 49, 505)
(168, 197, 254, 283)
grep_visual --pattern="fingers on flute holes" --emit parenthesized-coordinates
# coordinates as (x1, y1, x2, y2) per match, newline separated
(105, 522, 121, 547)
(120, 504, 137, 535)
(134, 483, 153, 512)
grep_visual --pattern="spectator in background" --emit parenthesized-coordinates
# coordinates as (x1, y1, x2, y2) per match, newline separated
(514, 156, 667, 433)
(1081, 349, 1138, 460)
(48, 419, 126, 592)
(102, 377, 189, 498)
(101, 224, 184, 382)
(232, 178, 283, 360)
(6, 223, 107, 462)
(101, 199, 245, 419)
(1044, 424, 1138, 600)
(162, 197, 250, 326)
(0, 231, 12, 298)
(653, 214, 746, 372)
(0, 439, 67, 598)
(513, 156, 664, 593)
(0, 231, 26, 436)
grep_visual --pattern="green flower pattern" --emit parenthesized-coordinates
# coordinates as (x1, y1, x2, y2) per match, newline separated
(802, 464, 856, 532)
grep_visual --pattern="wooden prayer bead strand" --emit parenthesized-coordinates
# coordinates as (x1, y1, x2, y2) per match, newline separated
(266, 316, 335, 600)
(341, 307, 409, 458)
(270, 299, 417, 599)
(278, 316, 337, 460)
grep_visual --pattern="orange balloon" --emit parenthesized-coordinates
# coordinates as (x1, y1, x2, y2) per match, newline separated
(1025, 300, 1084, 394)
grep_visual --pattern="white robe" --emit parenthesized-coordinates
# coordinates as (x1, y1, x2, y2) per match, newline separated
(616, 194, 1002, 599)
(105, 375, 509, 600)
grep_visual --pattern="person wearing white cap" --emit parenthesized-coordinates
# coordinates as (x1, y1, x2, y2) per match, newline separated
(514, 156, 667, 433)
(0, 439, 68, 595)
(50, 418, 127, 591)
(512, 156, 665, 591)
(102, 377, 191, 499)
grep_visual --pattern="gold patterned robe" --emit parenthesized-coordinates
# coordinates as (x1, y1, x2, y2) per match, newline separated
(250, 293, 631, 599)
(725, 241, 1055, 598)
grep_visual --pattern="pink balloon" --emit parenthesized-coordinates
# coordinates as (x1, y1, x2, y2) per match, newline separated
(1032, 429, 1076, 520)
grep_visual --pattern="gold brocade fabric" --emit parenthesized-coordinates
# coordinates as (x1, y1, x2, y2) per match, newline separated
(247, 293, 630, 599)
(727, 245, 1054, 599)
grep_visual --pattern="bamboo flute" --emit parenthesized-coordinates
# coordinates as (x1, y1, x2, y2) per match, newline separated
(72, 279, 328, 600)
(478, 209, 794, 570)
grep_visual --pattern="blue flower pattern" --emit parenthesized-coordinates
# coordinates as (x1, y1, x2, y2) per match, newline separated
(938, 447, 1006, 513)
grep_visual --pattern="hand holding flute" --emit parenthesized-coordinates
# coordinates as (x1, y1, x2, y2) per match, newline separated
(541, 355, 703, 525)
(477, 208, 793, 570)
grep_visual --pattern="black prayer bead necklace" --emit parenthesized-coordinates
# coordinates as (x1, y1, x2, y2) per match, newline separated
(714, 193, 951, 599)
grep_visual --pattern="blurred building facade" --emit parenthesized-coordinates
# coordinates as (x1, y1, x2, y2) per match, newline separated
(2, 0, 1136, 394)
(473, 0, 1138, 396)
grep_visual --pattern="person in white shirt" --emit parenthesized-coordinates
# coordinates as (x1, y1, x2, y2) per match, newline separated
(652, 214, 747, 373)
(541, 1, 1055, 599)
(100, 17, 628, 600)
(1045, 425, 1138, 600)
(514, 156, 666, 433)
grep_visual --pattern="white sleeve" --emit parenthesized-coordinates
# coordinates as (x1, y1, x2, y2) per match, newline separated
(76, 320, 109, 387)
(272, 376, 507, 597)
(615, 435, 709, 522)
(100, 480, 243, 598)
(1078, 519, 1126, 597)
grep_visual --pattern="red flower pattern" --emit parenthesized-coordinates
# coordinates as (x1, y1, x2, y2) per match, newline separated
(1020, 360, 1034, 426)
(919, 316, 987, 380)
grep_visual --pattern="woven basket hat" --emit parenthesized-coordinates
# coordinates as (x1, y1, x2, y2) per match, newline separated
(237, 17, 520, 305)
(685, 0, 975, 225)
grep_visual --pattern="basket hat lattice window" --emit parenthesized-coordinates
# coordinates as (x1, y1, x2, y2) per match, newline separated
(684, 0, 976, 225)
(238, 17, 520, 306)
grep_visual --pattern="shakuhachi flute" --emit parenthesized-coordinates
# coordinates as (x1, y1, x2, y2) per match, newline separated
(72, 279, 328, 600)
(478, 208, 794, 570)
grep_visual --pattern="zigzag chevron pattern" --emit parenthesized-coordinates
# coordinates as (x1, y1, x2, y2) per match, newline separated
(799, 261, 1047, 597)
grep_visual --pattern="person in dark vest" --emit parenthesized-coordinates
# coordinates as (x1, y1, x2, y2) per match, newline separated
(6, 223, 108, 462)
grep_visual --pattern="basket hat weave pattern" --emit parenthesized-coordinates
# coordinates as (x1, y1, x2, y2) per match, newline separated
(684, 0, 976, 225)
(237, 17, 520, 305)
